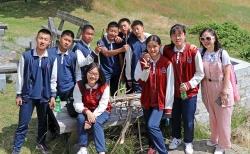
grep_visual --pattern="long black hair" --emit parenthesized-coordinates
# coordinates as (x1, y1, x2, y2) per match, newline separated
(145, 34, 161, 46)
(199, 28, 222, 53)
(81, 63, 106, 86)
(169, 24, 186, 48)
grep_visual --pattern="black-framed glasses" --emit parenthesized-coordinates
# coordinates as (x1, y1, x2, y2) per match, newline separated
(200, 36, 214, 41)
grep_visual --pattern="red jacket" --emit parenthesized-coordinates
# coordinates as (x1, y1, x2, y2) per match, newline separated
(138, 56, 172, 111)
(78, 82, 112, 112)
(163, 43, 199, 98)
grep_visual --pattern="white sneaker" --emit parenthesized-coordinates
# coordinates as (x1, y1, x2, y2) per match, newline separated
(99, 152, 105, 154)
(206, 140, 217, 147)
(169, 138, 182, 149)
(214, 146, 225, 154)
(77, 147, 88, 154)
(184, 143, 193, 154)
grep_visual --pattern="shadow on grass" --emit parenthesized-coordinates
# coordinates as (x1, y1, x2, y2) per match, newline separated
(0, 118, 39, 153)
(0, 1, 88, 19)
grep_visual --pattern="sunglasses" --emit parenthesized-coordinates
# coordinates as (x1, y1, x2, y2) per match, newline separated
(200, 36, 214, 41)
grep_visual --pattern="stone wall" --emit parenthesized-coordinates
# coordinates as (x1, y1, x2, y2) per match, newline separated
(195, 58, 250, 124)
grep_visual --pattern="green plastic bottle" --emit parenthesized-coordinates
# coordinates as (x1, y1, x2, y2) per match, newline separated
(55, 96, 61, 112)
(180, 91, 188, 100)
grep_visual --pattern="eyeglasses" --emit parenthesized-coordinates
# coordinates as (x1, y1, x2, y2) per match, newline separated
(87, 71, 99, 77)
(200, 36, 214, 41)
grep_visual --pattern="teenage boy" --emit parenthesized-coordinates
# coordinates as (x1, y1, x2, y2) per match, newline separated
(72, 24, 99, 82)
(47, 30, 76, 137)
(97, 21, 128, 96)
(12, 29, 57, 154)
(116, 18, 131, 44)
(125, 20, 150, 93)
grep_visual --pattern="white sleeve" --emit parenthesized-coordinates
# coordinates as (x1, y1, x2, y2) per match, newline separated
(76, 49, 94, 67)
(75, 61, 82, 82)
(73, 83, 84, 113)
(221, 50, 231, 66)
(134, 61, 150, 82)
(50, 58, 57, 96)
(16, 56, 24, 94)
(165, 63, 174, 109)
(125, 46, 132, 80)
(93, 85, 110, 117)
(188, 51, 204, 88)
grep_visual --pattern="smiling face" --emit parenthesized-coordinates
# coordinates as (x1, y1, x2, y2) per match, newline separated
(36, 32, 51, 51)
(119, 21, 130, 35)
(147, 40, 160, 60)
(200, 31, 215, 51)
(87, 67, 100, 86)
(106, 26, 119, 42)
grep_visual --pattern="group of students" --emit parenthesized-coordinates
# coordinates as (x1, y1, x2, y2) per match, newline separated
(11, 17, 236, 154)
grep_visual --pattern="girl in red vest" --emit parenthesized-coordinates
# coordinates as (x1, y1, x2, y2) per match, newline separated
(162, 24, 204, 154)
(199, 28, 234, 154)
(73, 63, 111, 154)
(135, 35, 174, 154)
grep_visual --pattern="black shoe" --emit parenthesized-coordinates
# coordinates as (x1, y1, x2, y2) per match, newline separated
(46, 131, 58, 142)
(36, 143, 49, 154)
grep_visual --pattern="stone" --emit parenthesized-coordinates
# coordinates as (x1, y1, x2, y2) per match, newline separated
(0, 74, 6, 91)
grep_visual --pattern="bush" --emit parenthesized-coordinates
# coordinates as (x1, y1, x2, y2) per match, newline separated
(188, 22, 250, 60)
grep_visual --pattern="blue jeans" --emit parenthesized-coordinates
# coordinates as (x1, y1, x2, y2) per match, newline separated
(77, 111, 110, 153)
(132, 80, 141, 93)
(171, 96, 197, 143)
(12, 99, 48, 153)
(143, 108, 168, 154)
(105, 72, 120, 96)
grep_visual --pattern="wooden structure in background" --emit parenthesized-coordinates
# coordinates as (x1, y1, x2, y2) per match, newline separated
(42, 10, 89, 46)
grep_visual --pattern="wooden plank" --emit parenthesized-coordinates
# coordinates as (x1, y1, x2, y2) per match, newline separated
(56, 10, 89, 27)
(58, 20, 65, 31)
(0, 63, 17, 74)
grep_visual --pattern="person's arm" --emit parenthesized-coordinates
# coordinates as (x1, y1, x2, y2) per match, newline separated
(49, 58, 57, 109)
(184, 51, 204, 90)
(125, 46, 132, 81)
(134, 60, 150, 82)
(16, 55, 24, 106)
(73, 82, 84, 113)
(100, 44, 129, 57)
(50, 58, 57, 97)
(93, 85, 110, 117)
(164, 63, 174, 114)
(221, 50, 232, 105)
(76, 49, 96, 67)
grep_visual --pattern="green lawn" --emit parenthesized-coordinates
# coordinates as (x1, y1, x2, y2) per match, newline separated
(1, 1, 250, 153)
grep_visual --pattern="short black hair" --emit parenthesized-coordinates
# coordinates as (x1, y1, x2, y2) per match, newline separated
(61, 30, 75, 39)
(81, 24, 95, 33)
(107, 21, 119, 29)
(37, 28, 52, 36)
(82, 63, 106, 86)
(118, 18, 131, 26)
(131, 20, 144, 28)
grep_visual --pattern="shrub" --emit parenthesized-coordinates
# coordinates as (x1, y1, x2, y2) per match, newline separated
(188, 22, 250, 60)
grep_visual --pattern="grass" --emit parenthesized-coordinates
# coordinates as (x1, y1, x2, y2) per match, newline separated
(1, 0, 250, 50)
(1, 0, 250, 153)
(0, 82, 249, 153)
